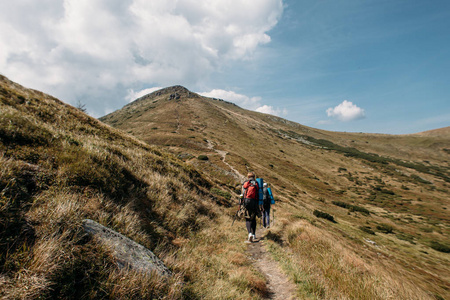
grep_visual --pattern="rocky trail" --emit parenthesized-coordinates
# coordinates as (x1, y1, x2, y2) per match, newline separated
(247, 228, 297, 300)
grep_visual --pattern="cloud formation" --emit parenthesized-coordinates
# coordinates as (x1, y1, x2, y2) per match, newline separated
(0, 0, 283, 116)
(326, 100, 366, 122)
(256, 105, 288, 116)
(199, 89, 286, 117)
(126, 87, 163, 103)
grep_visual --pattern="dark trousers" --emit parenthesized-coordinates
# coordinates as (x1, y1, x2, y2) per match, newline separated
(263, 206, 270, 227)
(246, 216, 256, 235)
(244, 198, 257, 235)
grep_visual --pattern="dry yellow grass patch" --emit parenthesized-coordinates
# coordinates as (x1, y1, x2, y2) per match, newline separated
(266, 207, 435, 299)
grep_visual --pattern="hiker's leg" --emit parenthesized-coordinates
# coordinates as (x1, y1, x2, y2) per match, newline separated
(265, 207, 270, 226)
(251, 215, 257, 235)
(245, 218, 252, 233)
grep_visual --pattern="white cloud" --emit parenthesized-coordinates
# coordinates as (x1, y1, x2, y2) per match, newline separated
(0, 0, 283, 116)
(126, 87, 163, 102)
(200, 89, 261, 109)
(326, 100, 366, 122)
(199, 89, 286, 117)
(256, 105, 288, 116)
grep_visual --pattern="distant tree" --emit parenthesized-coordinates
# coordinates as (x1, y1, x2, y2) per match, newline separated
(76, 100, 87, 113)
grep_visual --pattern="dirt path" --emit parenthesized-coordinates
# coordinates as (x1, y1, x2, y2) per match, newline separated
(206, 140, 246, 182)
(247, 228, 297, 300)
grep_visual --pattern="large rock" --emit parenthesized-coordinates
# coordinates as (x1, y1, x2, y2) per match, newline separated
(82, 219, 172, 277)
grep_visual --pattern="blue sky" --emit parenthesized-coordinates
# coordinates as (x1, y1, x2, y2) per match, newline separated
(205, 0, 450, 134)
(1, 0, 449, 134)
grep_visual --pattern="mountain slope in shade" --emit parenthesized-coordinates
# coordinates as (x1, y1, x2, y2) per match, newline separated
(102, 85, 450, 299)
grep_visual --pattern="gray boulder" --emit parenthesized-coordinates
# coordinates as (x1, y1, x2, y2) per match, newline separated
(82, 219, 172, 277)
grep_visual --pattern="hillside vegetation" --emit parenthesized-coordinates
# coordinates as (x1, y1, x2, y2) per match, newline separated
(0, 76, 271, 299)
(101, 86, 450, 299)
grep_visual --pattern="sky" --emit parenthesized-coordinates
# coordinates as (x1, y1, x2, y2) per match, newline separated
(1, 0, 449, 134)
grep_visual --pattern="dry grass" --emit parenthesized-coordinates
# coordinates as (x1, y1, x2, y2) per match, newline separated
(266, 203, 439, 299)
(0, 75, 269, 299)
(101, 83, 449, 299)
(2, 75, 449, 299)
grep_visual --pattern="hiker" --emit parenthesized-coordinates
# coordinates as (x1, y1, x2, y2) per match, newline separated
(241, 172, 260, 243)
(262, 182, 273, 228)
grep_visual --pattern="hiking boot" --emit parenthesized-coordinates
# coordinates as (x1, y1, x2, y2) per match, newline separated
(252, 234, 256, 241)
(248, 233, 253, 243)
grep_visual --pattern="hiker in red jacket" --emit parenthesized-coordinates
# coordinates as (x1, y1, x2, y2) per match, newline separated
(241, 172, 260, 243)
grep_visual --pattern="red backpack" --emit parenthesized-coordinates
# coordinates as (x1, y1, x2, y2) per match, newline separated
(243, 180, 259, 199)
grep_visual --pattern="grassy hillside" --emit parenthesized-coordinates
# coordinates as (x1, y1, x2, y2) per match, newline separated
(0, 76, 273, 299)
(102, 86, 450, 299)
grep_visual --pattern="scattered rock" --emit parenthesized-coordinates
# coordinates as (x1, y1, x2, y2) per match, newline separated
(364, 238, 377, 246)
(82, 219, 172, 277)
(169, 93, 181, 100)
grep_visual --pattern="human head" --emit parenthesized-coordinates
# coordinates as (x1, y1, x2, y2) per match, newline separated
(247, 172, 255, 179)
(263, 183, 268, 187)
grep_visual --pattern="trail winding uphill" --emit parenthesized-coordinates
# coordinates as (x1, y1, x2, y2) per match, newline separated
(206, 140, 246, 182)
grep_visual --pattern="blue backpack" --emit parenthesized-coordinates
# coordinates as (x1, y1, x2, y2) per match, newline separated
(256, 178, 264, 205)
(267, 187, 275, 204)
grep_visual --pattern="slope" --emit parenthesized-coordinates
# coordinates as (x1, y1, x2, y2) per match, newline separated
(0, 76, 273, 299)
(102, 86, 450, 299)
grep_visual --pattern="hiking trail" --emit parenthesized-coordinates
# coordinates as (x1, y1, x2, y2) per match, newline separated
(206, 139, 296, 298)
(247, 228, 297, 300)
(206, 140, 246, 182)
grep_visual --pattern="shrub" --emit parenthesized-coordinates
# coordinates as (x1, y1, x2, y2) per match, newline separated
(359, 226, 375, 235)
(429, 241, 450, 253)
(331, 201, 370, 215)
(376, 224, 394, 234)
(313, 210, 336, 223)
(211, 188, 231, 200)
(197, 155, 208, 161)
(410, 174, 431, 185)
(396, 233, 415, 244)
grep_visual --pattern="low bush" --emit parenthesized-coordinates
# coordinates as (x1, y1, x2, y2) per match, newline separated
(376, 224, 394, 234)
(197, 155, 209, 161)
(396, 233, 415, 244)
(359, 226, 375, 235)
(313, 210, 336, 223)
(429, 241, 450, 253)
(410, 174, 431, 185)
(211, 188, 232, 200)
(332, 201, 370, 215)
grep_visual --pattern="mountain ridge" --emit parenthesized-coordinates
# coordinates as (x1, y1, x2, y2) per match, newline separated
(104, 85, 449, 137)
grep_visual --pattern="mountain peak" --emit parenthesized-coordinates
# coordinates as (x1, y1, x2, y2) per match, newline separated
(148, 85, 199, 99)
(128, 85, 200, 106)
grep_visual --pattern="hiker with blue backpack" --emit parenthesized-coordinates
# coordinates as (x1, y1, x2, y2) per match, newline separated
(241, 172, 261, 243)
(262, 182, 275, 228)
